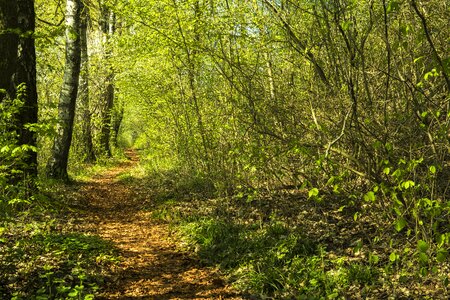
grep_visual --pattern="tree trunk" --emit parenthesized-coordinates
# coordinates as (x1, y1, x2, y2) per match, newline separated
(46, 0, 82, 180)
(111, 101, 124, 147)
(0, 2, 18, 103)
(98, 6, 115, 157)
(16, 0, 38, 177)
(78, 1, 96, 163)
(0, 0, 38, 178)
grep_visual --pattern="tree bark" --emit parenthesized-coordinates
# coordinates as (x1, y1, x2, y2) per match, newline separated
(16, 0, 38, 176)
(0, 2, 18, 103)
(111, 101, 124, 147)
(78, 1, 96, 163)
(98, 5, 115, 157)
(46, 0, 82, 180)
(0, 0, 38, 178)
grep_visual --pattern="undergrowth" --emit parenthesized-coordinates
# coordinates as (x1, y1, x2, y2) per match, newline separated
(0, 208, 119, 300)
(176, 215, 368, 299)
(143, 166, 450, 299)
(1, 157, 124, 299)
(0, 217, 118, 299)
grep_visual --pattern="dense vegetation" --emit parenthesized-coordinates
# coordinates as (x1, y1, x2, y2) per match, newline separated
(1, 0, 449, 298)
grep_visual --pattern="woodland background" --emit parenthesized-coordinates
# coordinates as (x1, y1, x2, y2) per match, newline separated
(1, 0, 450, 298)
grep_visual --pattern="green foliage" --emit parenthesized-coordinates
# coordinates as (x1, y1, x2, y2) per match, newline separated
(150, 162, 449, 298)
(0, 220, 118, 299)
(11, 0, 449, 298)
(113, 0, 450, 236)
(178, 216, 341, 298)
(0, 90, 35, 218)
(176, 213, 403, 298)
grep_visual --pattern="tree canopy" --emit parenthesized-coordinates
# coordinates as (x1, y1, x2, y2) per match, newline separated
(1, 0, 449, 298)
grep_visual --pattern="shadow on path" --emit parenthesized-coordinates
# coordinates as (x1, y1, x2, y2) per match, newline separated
(75, 149, 242, 300)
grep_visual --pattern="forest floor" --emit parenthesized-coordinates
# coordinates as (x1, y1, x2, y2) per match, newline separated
(2, 149, 449, 299)
(62, 149, 450, 300)
(71, 149, 242, 299)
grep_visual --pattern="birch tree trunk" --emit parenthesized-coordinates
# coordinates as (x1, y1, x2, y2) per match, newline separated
(46, 0, 82, 180)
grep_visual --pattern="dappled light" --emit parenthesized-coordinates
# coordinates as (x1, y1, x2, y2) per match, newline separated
(73, 150, 240, 299)
(1, 0, 450, 299)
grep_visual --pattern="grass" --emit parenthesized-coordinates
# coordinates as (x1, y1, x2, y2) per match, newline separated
(0, 157, 125, 300)
(176, 216, 350, 298)
(7, 151, 446, 299)
(0, 216, 119, 299)
(68, 149, 130, 182)
(141, 167, 450, 299)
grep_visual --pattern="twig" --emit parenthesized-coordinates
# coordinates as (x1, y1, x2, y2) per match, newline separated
(325, 108, 351, 158)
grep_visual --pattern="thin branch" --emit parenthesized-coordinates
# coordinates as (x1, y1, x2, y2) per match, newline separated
(410, 0, 450, 91)
(325, 107, 351, 158)
(37, 16, 65, 27)
(262, 0, 331, 89)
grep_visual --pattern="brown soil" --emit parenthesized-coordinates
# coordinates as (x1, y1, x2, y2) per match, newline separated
(75, 150, 243, 300)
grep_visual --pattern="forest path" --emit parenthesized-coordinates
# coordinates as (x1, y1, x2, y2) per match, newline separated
(76, 149, 241, 300)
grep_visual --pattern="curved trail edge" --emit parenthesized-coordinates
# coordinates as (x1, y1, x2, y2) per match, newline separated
(76, 149, 242, 300)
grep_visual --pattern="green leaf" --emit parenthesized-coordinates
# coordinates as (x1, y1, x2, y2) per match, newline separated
(341, 20, 352, 31)
(11, 146, 22, 156)
(369, 253, 379, 264)
(353, 239, 363, 253)
(420, 266, 428, 276)
(419, 252, 428, 264)
(308, 188, 319, 198)
(0, 145, 10, 153)
(327, 292, 339, 299)
(392, 169, 402, 179)
(436, 249, 448, 263)
(363, 191, 376, 202)
(326, 177, 335, 185)
(395, 218, 407, 232)
(389, 252, 398, 262)
(418, 240, 429, 253)
(68, 290, 79, 297)
(385, 143, 393, 152)
(429, 165, 436, 174)
(424, 68, 438, 81)
(333, 184, 340, 194)
(401, 180, 415, 190)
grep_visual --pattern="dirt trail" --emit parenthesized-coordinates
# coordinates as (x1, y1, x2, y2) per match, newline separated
(77, 150, 242, 300)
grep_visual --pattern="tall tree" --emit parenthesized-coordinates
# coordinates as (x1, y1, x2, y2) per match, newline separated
(98, 2, 115, 157)
(0, 0, 38, 178)
(78, 0, 96, 163)
(46, 0, 82, 180)
(0, 2, 18, 104)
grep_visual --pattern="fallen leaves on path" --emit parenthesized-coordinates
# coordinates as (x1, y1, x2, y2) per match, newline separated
(75, 150, 242, 300)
